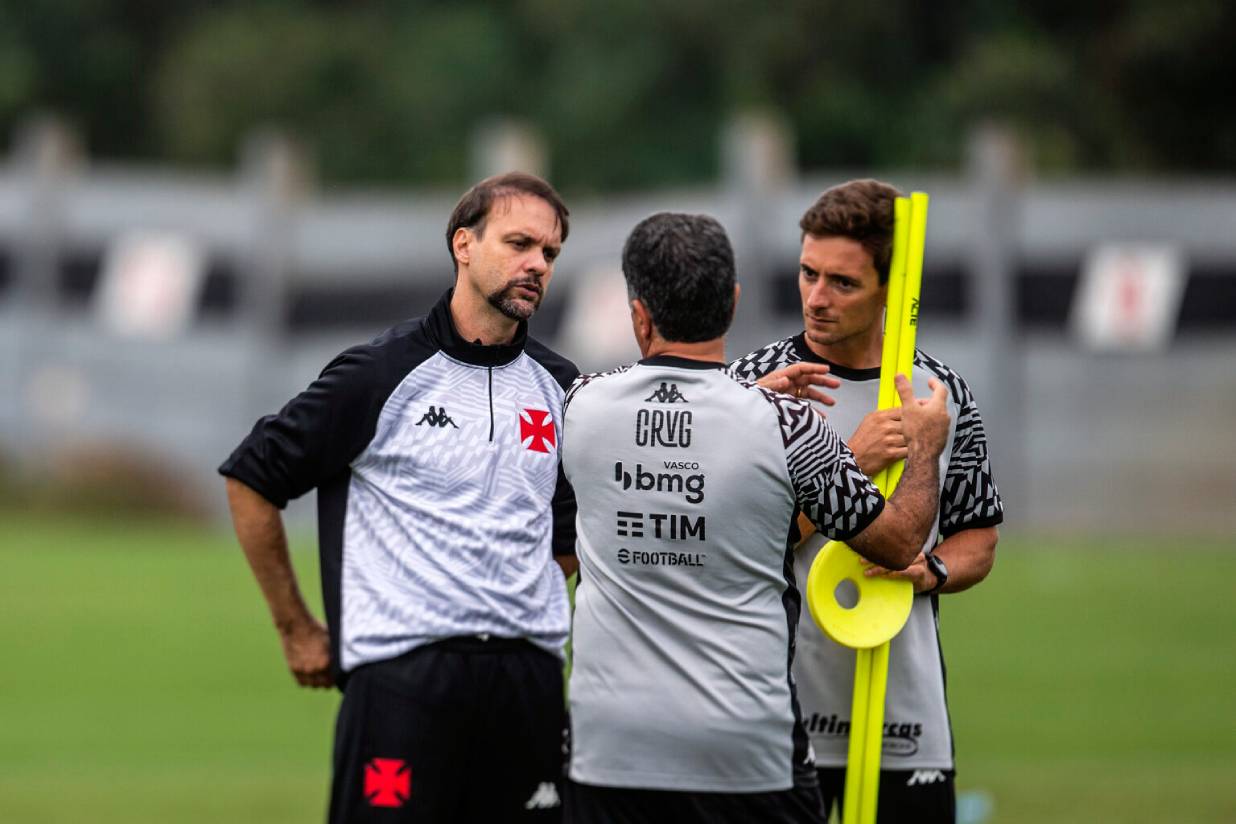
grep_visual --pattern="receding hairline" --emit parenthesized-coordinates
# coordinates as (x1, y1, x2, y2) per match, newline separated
(467, 191, 565, 242)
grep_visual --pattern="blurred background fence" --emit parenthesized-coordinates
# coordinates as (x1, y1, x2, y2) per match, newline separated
(1, 115, 1233, 535)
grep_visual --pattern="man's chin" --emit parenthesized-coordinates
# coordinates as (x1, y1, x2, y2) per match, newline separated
(804, 327, 838, 346)
(491, 295, 538, 322)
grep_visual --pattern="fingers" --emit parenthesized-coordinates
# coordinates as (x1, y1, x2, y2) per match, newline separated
(293, 667, 334, 689)
(803, 387, 836, 406)
(758, 375, 790, 392)
(928, 376, 948, 407)
(791, 362, 832, 379)
(865, 551, 925, 580)
(894, 373, 915, 407)
(811, 374, 842, 390)
(758, 363, 838, 404)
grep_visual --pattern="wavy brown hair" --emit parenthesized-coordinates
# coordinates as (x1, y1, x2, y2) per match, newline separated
(799, 179, 902, 284)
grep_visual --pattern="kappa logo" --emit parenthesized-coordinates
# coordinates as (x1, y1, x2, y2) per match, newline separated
(645, 382, 690, 403)
(363, 758, 411, 808)
(907, 769, 947, 787)
(520, 408, 557, 453)
(416, 405, 458, 428)
(524, 782, 561, 810)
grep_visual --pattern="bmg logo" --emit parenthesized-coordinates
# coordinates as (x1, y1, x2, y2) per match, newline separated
(614, 461, 705, 504)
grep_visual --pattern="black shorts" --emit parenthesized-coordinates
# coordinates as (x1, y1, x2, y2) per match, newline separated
(817, 766, 955, 824)
(329, 636, 566, 823)
(563, 779, 827, 824)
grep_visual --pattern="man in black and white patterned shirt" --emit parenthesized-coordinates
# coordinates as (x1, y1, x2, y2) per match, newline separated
(562, 212, 953, 823)
(731, 179, 1004, 823)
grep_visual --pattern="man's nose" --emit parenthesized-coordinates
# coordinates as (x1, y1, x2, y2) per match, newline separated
(807, 280, 830, 309)
(525, 249, 548, 275)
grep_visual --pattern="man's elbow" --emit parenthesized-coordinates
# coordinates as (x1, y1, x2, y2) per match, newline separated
(884, 511, 928, 570)
(885, 538, 918, 571)
(858, 532, 916, 571)
(976, 528, 999, 581)
(225, 477, 280, 520)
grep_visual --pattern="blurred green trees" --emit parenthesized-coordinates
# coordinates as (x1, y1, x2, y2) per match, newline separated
(1, 0, 1233, 189)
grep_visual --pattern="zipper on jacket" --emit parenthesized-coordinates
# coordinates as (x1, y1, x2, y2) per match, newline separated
(487, 366, 495, 442)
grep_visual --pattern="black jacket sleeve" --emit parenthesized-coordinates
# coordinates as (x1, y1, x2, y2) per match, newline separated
(218, 345, 385, 509)
(551, 463, 578, 557)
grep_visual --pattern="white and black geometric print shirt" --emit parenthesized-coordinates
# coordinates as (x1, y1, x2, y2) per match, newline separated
(731, 333, 1004, 770)
(220, 290, 579, 681)
(563, 356, 884, 793)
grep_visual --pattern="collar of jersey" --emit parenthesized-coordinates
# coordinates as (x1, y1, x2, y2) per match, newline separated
(638, 355, 726, 370)
(427, 288, 528, 367)
(791, 333, 881, 381)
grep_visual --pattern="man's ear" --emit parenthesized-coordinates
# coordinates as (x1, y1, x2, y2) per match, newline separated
(630, 298, 649, 333)
(730, 283, 741, 323)
(452, 227, 472, 268)
(630, 298, 654, 353)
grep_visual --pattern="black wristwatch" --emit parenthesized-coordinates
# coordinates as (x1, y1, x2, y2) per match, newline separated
(925, 552, 949, 595)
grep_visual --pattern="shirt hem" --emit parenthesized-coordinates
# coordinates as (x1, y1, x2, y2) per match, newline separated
(568, 768, 790, 794)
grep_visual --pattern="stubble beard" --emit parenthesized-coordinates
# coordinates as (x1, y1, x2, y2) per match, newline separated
(804, 311, 880, 353)
(487, 281, 542, 322)
(803, 316, 849, 348)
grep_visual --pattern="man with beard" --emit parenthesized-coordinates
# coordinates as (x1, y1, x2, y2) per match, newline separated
(221, 173, 579, 822)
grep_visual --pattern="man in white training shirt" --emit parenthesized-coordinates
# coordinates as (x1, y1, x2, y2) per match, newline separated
(562, 212, 953, 823)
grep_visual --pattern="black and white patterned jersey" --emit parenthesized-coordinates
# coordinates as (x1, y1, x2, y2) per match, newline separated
(220, 290, 578, 682)
(731, 333, 1004, 770)
(563, 355, 884, 793)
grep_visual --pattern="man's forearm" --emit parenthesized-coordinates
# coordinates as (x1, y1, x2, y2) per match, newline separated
(932, 526, 998, 594)
(225, 478, 317, 632)
(851, 444, 941, 570)
(886, 443, 942, 548)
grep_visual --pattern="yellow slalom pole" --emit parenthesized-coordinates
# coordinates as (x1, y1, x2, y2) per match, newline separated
(806, 194, 929, 824)
(856, 641, 891, 821)
(886, 192, 929, 492)
(853, 194, 929, 824)
(839, 196, 910, 824)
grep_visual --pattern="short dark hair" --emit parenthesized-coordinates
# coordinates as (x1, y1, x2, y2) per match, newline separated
(445, 172, 570, 271)
(621, 212, 736, 343)
(799, 179, 902, 284)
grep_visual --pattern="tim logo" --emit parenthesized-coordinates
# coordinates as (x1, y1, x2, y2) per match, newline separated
(363, 758, 411, 808)
(614, 461, 705, 504)
(520, 408, 557, 453)
(635, 409, 692, 448)
(416, 405, 458, 428)
(616, 510, 705, 540)
(645, 382, 689, 403)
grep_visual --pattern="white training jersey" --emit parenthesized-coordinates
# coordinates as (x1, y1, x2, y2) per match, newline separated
(731, 334, 1004, 769)
(563, 355, 886, 792)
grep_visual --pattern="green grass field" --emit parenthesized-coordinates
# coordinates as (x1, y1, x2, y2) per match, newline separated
(2, 513, 1234, 823)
